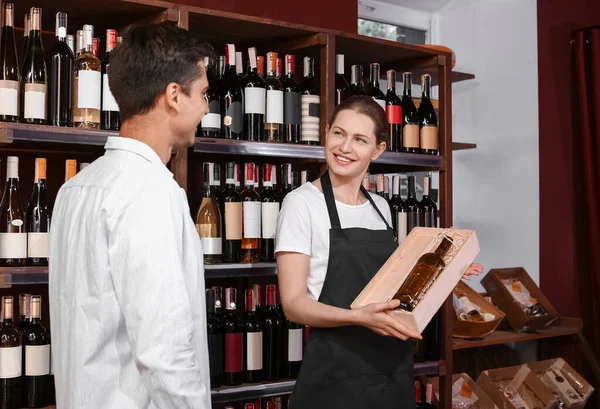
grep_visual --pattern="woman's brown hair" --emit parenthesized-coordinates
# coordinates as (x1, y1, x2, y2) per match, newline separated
(328, 96, 389, 146)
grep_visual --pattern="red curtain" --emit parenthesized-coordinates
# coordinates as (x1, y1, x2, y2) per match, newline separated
(574, 27, 600, 362)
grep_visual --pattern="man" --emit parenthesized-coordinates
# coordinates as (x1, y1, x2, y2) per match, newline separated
(49, 23, 212, 409)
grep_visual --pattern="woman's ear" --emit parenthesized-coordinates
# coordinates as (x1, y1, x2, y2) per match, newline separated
(371, 141, 387, 160)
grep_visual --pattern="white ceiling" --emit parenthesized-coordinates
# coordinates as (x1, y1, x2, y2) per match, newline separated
(375, 0, 453, 12)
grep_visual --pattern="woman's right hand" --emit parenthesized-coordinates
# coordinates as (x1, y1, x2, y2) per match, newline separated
(352, 299, 422, 341)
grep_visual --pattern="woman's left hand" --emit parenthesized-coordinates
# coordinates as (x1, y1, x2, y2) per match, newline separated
(462, 263, 484, 280)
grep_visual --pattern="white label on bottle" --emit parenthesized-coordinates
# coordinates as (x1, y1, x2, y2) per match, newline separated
(375, 99, 386, 110)
(201, 113, 221, 129)
(25, 344, 50, 376)
(245, 87, 266, 114)
(261, 202, 280, 239)
(397, 213, 408, 243)
(0, 346, 22, 379)
(243, 202, 261, 239)
(246, 332, 263, 370)
(301, 94, 320, 142)
(288, 328, 303, 362)
(102, 73, 119, 112)
(24, 84, 47, 120)
(0, 80, 19, 116)
(266, 89, 284, 124)
(77, 70, 101, 110)
(0, 233, 27, 259)
(27, 232, 49, 258)
(200, 237, 222, 255)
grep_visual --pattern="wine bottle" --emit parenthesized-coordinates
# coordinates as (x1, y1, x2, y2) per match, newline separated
(292, 170, 300, 190)
(394, 236, 453, 311)
(376, 174, 385, 199)
(20, 8, 47, 125)
(253, 162, 260, 192)
(0, 3, 20, 123)
(362, 173, 370, 191)
(222, 162, 242, 263)
(264, 52, 284, 143)
(300, 170, 309, 186)
(206, 288, 224, 388)
(261, 164, 279, 262)
(211, 163, 223, 209)
(384, 176, 390, 202)
(283, 54, 301, 144)
(27, 158, 52, 267)
(0, 157, 26, 267)
(421, 176, 437, 228)
(277, 57, 283, 79)
(453, 288, 485, 322)
(22, 295, 49, 408)
(413, 336, 426, 363)
(335, 54, 349, 106)
(64, 159, 77, 182)
(244, 289, 263, 383)
(263, 285, 283, 381)
(75, 30, 83, 57)
(350, 65, 365, 96)
(406, 176, 422, 234)
(66, 35, 74, 56)
(252, 284, 264, 321)
(389, 175, 407, 243)
(18, 294, 31, 334)
(220, 44, 243, 139)
(101, 29, 120, 131)
(49, 12, 73, 127)
(211, 286, 224, 319)
(223, 288, 244, 386)
(241, 47, 265, 142)
(424, 382, 436, 409)
(385, 70, 402, 152)
(241, 163, 261, 263)
(415, 380, 423, 409)
(235, 51, 243, 78)
(92, 38, 99, 57)
(235, 163, 241, 192)
(257, 56, 265, 79)
(279, 164, 293, 202)
(368, 63, 386, 110)
(20, 13, 29, 68)
(196, 163, 222, 264)
(0, 296, 22, 409)
(402, 72, 420, 153)
(216, 54, 225, 88)
(300, 57, 320, 146)
(73, 24, 101, 129)
(419, 74, 439, 155)
(198, 56, 221, 138)
(282, 318, 303, 379)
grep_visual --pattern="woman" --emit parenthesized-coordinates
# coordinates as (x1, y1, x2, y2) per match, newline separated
(275, 96, 483, 408)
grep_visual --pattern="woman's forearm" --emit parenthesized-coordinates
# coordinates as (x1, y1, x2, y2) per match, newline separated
(283, 295, 358, 328)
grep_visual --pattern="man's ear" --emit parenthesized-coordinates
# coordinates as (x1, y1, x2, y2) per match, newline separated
(164, 82, 181, 114)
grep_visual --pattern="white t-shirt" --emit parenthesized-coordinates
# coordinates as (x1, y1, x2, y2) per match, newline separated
(275, 182, 393, 301)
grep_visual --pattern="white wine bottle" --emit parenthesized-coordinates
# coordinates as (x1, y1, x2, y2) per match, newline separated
(0, 157, 27, 266)
(73, 24, 101, 129)
(196, 162, 223, 264)
(20, 7, 47, 125)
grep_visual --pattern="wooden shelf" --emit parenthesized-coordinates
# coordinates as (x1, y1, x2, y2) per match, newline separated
(452, 317, 583, 350)
(0, 122, 115, 146)
(452, 142, 477, 151)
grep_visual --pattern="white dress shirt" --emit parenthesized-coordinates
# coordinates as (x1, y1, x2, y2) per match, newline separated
(49, 137, 211, 409)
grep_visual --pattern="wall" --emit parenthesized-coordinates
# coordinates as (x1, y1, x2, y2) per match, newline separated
(432, 0, 540, 291)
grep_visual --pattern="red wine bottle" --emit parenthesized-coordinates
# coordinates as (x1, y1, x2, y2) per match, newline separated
(101, 29, 120, 131)
(0, 3, 20, 123)
(421, 176, 437, 228)
(220, 44, 243, 140)
(415, 380, 423, 409)
(241, 163, 261, 263)
(282, 318, 303, 379)
(252, 284, 264, 321)
(350, 65, 365, 96)
(27, 158, 52, 266)
(385, 70, 402, 152)
(22, 295, 49, 407)
(263, 285, 283, 381)
(199, 56, 222, 138)
(406, 176, 422, 234)
(264, 52, 284, 142)
(335, 54, 349, 106)
(279, 163, 293, 203)
(241, 47, 265, 141)
(211, 286, 224, 319)
(244, 290, 263, 383)
(389, 175, 407, 242)
(300, 57, 320, 146)
(260, 164, 279, 262)
(368, 63, 386, 110)
(235, 51, 244, 78)
(419, 74, 439, 155)
(223, 288, 243, 386)
(49, 12, 73, 127)
(282, 54, 301, 144)
(402, 72, 420, 153)
(206, 288, 224, 388)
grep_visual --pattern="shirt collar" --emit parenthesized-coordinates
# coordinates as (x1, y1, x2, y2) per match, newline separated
(104, 136, 173, 178)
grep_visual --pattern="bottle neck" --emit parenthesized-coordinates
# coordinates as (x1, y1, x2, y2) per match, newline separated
(407, 178, 416, 198)
(422, 76, 431, 99)
(434, 236, 453, 257)
(336, 55, 344, 75)
(403, 75, 412, 97)
(387, 71, 397, 92)
(370, 65, 380, 88)
(423, 178, 430, 198)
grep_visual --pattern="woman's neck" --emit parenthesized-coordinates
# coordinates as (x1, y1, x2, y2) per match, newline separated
(327, 170, 367, 205)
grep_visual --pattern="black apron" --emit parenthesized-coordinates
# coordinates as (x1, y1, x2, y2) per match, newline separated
(290, 171, 414, 409)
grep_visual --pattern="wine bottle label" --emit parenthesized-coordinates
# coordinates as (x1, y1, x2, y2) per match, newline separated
(225, 202, 243, 240)
(27, 232, 49, 258)
(25, 344, 50, 376)
(403, 124, 420, 149)
(266, 90, 284, 124)
(0, 346, 22, 379)
(208, 333, 224, 377)
(0, 233, 27, 259)
(407, 212, 419, 235)
(24, 83, 47, 120)
(374, 99, 386, 111)
(77, 70, 101, 110)
(397, 212, 408, 243)
(261, 202, 280, 239)
(386, 105, 402, 125)
(421, 125, 438, 150)
(301, 95, 320, 143)
(0, 80, 19, 116)
(243, 202, 261, 239)
(244, 87, 266, 114)
(246, 332, 263, 371)
(224, 101, 243, 134)
(284, 92, 301, 125)
(288, 328, 303, 362)
(102, 73, 119, 112)
(199, 235, 222, 256)
(225, 333, 243, 373)
(423, 211, 437, 228)
(201, 113, 221, 131)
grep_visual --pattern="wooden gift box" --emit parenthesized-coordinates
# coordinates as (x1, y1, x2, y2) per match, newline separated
(351, 227, 480, 334)
(481, 267, 559, 333)
(477, 365, 559, 409)
(430, 373, 500, 409)
(453, 280, 505, 338)
(528, 358, 594, 409)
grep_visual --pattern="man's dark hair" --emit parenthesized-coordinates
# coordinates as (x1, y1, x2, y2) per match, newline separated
(108, 23, 213, 122)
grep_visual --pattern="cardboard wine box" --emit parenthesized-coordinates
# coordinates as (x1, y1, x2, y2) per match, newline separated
(453, 280, 505, 338)
(477, 365, 559, 409)
(430, 373, 500, 409)
(481, 267, 558, 332)
(351, 227, 480, 334)
(529, 358, 594, 409)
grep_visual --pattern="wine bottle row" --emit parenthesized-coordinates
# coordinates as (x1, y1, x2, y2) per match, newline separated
(0, 5, 121, 130)
(0, 156, 85, 267)
(0, 294, 54, 408)
(196, 162, 310, 264)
